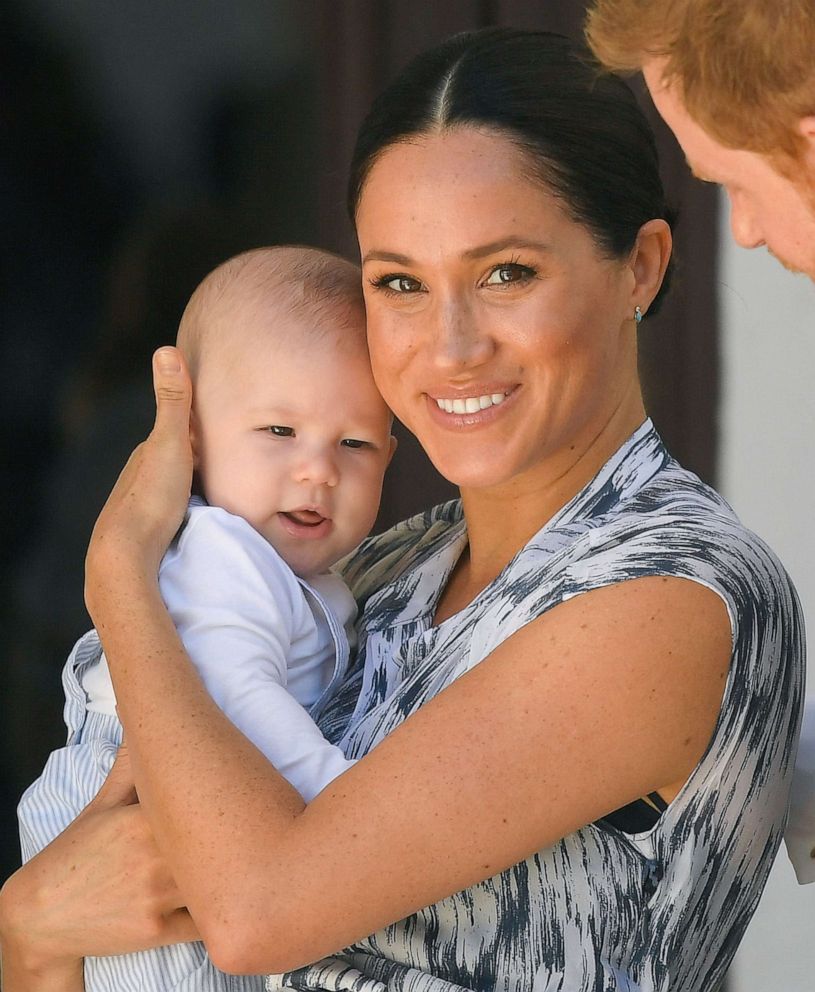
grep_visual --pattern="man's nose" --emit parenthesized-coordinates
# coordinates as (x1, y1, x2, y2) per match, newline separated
(729, 194, 765, 250)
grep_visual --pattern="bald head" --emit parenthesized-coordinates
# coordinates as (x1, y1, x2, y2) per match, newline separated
(177, 245, 366, 379)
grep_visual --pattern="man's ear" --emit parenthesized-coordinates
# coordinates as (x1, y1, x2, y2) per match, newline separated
(386, 434, 398, 467)
(800, 116, 815, 168)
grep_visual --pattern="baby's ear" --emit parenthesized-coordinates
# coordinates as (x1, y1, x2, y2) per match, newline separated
(188, 409, 201, 469)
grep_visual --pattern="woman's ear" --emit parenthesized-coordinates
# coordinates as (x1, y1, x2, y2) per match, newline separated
(628, 218, 673, 318)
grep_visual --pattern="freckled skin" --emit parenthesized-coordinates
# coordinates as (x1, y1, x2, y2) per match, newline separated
(357, 129, 671, 607)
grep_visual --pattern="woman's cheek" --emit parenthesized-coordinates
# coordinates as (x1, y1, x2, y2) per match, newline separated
(367, 318, 416, 406)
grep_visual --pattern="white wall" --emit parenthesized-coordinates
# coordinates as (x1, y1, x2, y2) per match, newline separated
(717, 190, 815, 992)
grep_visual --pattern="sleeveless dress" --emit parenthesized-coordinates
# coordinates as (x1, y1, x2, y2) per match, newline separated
(266, 421, 804, 992)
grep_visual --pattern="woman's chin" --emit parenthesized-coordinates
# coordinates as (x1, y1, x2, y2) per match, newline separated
(426, 449, 523, 493)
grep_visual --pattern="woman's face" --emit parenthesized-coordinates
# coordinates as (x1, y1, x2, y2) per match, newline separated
(356, 127, 645, 493)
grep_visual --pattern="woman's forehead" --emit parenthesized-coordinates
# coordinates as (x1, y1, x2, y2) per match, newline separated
(356, 128, 575, 256)
(361, 127, 529, 193)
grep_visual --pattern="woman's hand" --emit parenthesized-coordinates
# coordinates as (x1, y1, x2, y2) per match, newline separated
(0, 746, 199, 991)
(85, 347, 193, 623)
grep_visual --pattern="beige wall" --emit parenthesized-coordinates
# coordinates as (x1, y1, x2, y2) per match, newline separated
(717, 190, 815, 992)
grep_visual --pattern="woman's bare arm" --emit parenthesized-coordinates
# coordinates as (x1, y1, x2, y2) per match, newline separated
(99, 570, 729, 974)
(82, 352, 732, 976)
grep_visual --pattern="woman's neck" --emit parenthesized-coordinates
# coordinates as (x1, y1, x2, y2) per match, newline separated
(434, 402, 646, 624)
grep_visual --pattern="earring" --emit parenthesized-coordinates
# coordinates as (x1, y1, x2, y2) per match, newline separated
(634, 305, 643, 324)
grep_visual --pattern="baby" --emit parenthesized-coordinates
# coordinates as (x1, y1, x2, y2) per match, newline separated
(17, 246, 396, 991)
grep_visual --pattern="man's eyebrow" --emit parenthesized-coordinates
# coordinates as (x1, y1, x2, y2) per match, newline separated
(362, 238, 553, 267)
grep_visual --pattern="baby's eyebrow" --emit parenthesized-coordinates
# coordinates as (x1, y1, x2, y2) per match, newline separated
(247, 405, 297, 419)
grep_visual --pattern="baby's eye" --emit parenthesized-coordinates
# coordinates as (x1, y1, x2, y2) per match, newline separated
(484, 263, 537, 286)
(261, 425, 294, 437)
(341, 438, 371, 449)
(371, 274, 424, 294)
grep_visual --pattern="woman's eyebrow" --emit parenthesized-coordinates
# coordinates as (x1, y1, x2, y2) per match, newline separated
(462, 238, 553, 260)
(362, 250, 413, 265)
(362, 239, 552, 267)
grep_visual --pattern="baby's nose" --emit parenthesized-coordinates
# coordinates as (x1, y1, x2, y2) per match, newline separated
(294, 448, 339, 487)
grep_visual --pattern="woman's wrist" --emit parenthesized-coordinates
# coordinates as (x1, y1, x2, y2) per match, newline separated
(84, 536, 162, 629)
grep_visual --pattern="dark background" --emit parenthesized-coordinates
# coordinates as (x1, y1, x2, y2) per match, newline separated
(1, 0, 718, 893)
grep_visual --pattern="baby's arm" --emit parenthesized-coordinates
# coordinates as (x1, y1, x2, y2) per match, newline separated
(17, 631, 118, 863)
(156, 507, 355, 802)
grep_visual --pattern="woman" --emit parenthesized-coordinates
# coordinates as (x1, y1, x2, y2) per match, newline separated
(0, 29, 803, 992)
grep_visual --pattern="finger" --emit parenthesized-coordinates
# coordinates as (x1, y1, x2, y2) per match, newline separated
(151, 347, 192, 444)
(89, 744, 138, 809)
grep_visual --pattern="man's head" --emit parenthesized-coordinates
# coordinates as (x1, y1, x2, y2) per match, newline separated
(586, 0, 815, 278)
(177, 246, 396, 577)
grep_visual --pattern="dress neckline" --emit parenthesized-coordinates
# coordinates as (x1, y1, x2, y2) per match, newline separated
(364, 420, 668, 634)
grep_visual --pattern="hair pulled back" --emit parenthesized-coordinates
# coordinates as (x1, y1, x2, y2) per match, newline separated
(348, 28, 674, 315)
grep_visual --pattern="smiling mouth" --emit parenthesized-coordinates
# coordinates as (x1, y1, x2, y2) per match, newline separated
(433, 391, 510, 414)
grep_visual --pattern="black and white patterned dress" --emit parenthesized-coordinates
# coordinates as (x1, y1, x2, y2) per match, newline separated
(267, 421, 804, 992)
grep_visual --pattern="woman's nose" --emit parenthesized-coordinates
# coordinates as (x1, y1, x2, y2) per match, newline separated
(293, 447, 339, 488)
(430, 298, 494, 371)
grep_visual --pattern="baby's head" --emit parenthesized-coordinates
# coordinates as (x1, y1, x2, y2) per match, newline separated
(177, 246, 395, 578)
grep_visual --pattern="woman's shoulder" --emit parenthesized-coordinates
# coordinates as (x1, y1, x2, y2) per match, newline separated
(553, 455, 803, 661)
(609, 456, 795, 593)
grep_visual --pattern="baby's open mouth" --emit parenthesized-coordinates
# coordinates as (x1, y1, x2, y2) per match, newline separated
(281, 509, 327, 527)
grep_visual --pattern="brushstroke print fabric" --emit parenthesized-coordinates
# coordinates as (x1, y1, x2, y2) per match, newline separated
(268, 421, 804, 992)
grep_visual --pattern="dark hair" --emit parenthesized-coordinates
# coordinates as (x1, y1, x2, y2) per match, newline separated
(348, 28, 675, 316)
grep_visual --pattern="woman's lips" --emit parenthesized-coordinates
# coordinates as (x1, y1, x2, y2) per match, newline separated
(425, 385, 518, 427)
(433, 390, 509, 414)
(278, 510, 333, 540)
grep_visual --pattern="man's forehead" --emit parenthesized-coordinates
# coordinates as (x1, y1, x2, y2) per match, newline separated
(642, 59, 726, 167)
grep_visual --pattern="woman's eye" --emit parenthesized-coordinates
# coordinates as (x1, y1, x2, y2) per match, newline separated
(373, 274, 424, 294)
(263, 425, 294, 437)
(341, 438, 369, 449)
(484, 263, 536, 286)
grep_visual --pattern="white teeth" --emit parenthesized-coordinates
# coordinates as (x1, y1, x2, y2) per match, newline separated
(434, 392, 509, 413)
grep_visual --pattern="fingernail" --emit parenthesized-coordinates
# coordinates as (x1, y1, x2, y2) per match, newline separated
(155, 347, 181, 373)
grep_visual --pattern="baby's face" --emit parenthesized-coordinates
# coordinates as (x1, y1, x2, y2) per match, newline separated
(192, 312, 394, 577)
